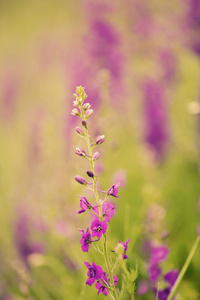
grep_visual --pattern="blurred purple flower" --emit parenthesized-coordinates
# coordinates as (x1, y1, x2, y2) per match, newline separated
(150, 244, 169, 265)
(185, 0, 200, 56)
(14, 205, 44, 264)
(112, 169, 127, 188)
(158, 49, 177, 84)
(148, 263, 161, 283)
(142, 78, 170, 162)
(154, 287, 171, 300)
(137, 280, 149, 295)
(1, 68, 20, 121)
(164, 269, 179, 287)
(85, 261, 103, 286)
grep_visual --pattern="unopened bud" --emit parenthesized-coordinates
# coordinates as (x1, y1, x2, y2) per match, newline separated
(83, 103, 91, 110)
(87, 170, 94, 178)
(115, 243, 124, 256)
(82, 120, 87, 127)
(85, 109, 93, 118)
(71, 108, 80, 116)
(76, 127, 85, 136)
(75, 176, 88, 185)
(92, 151, 100, 161)
(95, 135, 105, 145)
(76, 147, 86, 157)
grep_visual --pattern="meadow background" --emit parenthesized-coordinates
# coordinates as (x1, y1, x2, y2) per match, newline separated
(0, 0, 200, 299)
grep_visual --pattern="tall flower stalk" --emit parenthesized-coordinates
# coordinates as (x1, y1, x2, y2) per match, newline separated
(72, 86, 136, 299)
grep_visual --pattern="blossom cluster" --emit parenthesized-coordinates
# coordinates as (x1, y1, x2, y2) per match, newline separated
(72, 86, 130, 298)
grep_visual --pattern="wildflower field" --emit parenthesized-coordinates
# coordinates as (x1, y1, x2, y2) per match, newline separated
(0, 0, 200, 299)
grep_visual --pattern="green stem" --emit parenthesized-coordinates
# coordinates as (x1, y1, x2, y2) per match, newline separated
(82, 109, 118, 299)
(167, 236, 200, 300)
(84, 122, 103, 220)
(103, 234, 118, 300)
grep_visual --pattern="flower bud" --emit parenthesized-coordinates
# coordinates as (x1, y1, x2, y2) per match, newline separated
(76, 127, 85, 136)
(85, 109, 93, 118)
(115, 243, 124, 256)
(76, 147, 86, 157)
(87, 170, 94, 178)
(75, 176, 88, 185)
(92, 151, 100, 161)
(95, 135, 105, 145)
(83, 103, 91, 111)
(71, 107, 80, 116)
(82, 120, 87, 127)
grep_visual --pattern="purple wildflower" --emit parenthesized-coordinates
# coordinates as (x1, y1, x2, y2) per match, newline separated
(102, 202, 115, 222)
(91, 219, 107, 238)
(115, 239, 130, 260)
(107, 183, 120, 199)
(95, 272, 118, 296)
(79, 228, 92, 252)
(164, 269, 179, 287)
(78, 196, 94, 214)
(84, 261, 103, 286)
(92, 202, 115, 222)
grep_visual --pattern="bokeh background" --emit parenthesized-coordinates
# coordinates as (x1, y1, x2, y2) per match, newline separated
(0, 0, 200, 299)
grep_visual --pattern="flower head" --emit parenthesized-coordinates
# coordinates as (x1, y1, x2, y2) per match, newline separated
(91, 219, 107, 239)
(107, 183, 120, 199)
(115, 238, 130, 260)
(84, 261, 103, 286)
(150, 244, 169, 265)
(92, 202, 115, 222)
(148, 263, 161, 283)
(78, 196, 93, 214)
(79, 228, 92, 252)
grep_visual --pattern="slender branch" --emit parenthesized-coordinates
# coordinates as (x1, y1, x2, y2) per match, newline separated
(167, 236, 200, 300)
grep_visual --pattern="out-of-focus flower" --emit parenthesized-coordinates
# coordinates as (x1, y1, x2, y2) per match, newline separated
(137, 280, 149, 295)
(185, 0, 200, 57)
(112, 169, 127, 188)
(14, 205, 44, 265)
(142, 78, 170, 162)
